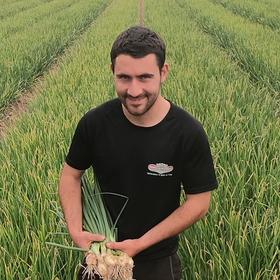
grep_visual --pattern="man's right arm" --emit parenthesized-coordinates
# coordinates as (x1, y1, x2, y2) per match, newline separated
(58, 163, 105, 249)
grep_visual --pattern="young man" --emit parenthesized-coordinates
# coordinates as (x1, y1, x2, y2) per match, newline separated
(59, 26, 218, 280)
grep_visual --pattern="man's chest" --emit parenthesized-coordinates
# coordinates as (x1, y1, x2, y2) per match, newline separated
(91, 126, 184, 180)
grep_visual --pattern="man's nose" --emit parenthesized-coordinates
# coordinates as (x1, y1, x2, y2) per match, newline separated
(127, 80, 142, 97)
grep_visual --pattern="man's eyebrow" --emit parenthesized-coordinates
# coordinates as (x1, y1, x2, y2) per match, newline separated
(136, 73, 154, 78)
(116, 73, 131, 78)
(115, 73, 154, 78)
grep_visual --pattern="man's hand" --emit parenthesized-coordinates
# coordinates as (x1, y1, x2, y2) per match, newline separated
(106, 239, 143, 257)
(71, 230, 105, 250)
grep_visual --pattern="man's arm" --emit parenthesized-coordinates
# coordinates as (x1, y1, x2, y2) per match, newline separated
(59, 163, 105, 249)
(106, 191, 211, 257)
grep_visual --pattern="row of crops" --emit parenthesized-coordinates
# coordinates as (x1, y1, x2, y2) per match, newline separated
(0, 0, 44, 20)
(209, 0, 280, 30)
(176, 0, 280, 94)
(0, 0, 110, 117)
(146, 0, 279, 278)
(0, 0, 138, 279)
(0, 0, 279, 279)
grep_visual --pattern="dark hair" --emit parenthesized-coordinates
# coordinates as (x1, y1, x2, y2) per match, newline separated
(110, 26, 166, 72)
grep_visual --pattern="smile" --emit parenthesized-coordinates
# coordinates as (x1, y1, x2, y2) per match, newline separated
(126, 94, 147, 101)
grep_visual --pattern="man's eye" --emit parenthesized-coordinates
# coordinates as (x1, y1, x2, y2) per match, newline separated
(119, 76, 130, 80)
(139, 76, 149, 81)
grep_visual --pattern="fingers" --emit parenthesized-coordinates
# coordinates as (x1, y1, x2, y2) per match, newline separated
(71, 231, 105, 250)
(106, 241, 137, 257)
(82, 232, 105, 250)
(106, 239, 141, 258)
(106, 241, 114, 249)
(106, 241, 122, 250)
(85, 232, 106, 242)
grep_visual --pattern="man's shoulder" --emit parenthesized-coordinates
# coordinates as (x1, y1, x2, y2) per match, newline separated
(170, 102, 204, 133)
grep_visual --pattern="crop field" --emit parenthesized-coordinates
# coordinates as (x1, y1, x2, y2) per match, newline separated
(0, 0, 279, 279)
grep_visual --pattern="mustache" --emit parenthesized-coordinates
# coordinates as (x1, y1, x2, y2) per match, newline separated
(123, 92, 149, 99)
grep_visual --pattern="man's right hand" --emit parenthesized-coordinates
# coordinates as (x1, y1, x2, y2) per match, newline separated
(70, 230, 105, 250)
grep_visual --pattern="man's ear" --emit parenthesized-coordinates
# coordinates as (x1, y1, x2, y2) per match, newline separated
(160, 63, 169, 83)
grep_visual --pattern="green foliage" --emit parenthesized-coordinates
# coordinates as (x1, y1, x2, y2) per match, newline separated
(146, 0, 279, 278)
(209, 0, 280, 30)
(0, 0, 279, 279)
(0, 0, 109, 117)
(176, 0, 280, 93)
(82, 174, 128, 243)
(0, 0, 137, 279)
(0, 0, 41, 20)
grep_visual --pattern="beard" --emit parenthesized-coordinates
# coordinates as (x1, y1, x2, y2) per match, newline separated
(118, 90, 159, 116)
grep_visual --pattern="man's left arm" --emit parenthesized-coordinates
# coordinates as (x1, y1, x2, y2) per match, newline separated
(106, 191, 211, 257)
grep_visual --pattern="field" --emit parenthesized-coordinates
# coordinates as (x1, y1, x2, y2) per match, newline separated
(0, 0, 279, 279)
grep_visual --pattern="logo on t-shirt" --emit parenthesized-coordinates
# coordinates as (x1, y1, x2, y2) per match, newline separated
(147, 163, 173, 176)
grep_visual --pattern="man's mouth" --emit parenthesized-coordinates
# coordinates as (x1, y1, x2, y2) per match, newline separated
(126, 94, 147, 102)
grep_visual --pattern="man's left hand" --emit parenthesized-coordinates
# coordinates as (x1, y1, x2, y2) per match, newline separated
(106, 239, 143, 257)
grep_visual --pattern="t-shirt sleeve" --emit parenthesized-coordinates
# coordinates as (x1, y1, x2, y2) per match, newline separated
(65, 115, 93, 170)
(182, 126, 218, 194)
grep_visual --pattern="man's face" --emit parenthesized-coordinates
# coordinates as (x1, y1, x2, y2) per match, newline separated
(113, 53, 168, 116)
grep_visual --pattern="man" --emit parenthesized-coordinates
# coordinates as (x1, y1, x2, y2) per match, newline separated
(59, 26, 218, 280)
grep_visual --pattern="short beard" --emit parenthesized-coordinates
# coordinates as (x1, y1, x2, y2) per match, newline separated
(120, 91, 159, 116)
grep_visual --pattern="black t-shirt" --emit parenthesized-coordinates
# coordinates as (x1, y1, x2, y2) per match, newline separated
(66, 98, 218, 261)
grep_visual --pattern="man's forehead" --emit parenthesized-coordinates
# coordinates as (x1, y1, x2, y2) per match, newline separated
(114, 53, 159, 73)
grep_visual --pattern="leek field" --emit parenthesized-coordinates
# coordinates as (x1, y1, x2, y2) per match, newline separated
(0, 0, 279, 279)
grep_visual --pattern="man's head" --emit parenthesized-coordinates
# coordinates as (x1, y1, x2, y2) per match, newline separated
(110, 26, 169, 118)
(110, 26, 166, 73)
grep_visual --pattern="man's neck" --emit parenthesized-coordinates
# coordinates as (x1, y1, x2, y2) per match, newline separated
(122, 96, 170, 127)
